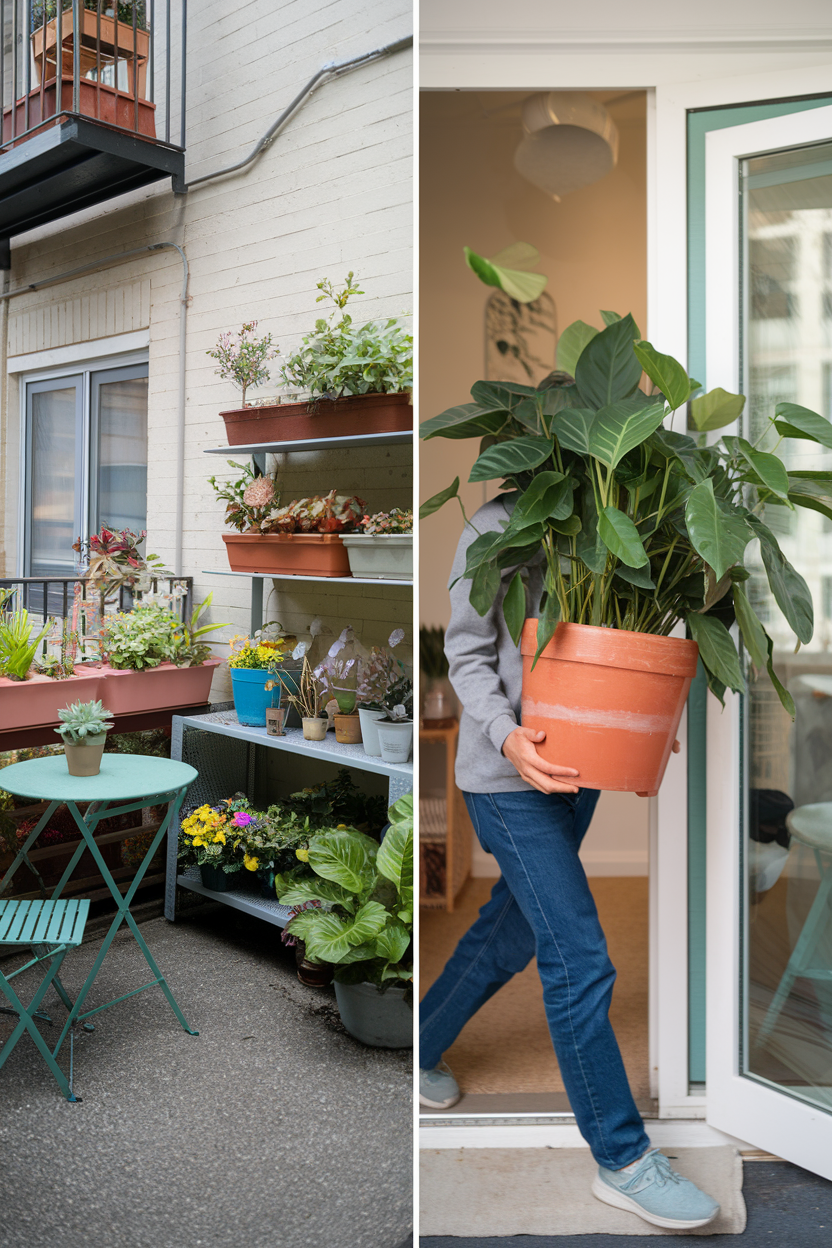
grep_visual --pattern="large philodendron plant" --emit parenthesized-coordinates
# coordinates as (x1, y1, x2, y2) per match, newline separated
(420, 308, 832, 716)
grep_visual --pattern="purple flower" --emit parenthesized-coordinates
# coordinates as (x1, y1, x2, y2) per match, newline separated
(231, 812, 254, 828)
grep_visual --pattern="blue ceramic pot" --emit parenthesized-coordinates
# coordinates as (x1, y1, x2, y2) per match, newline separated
(231, 667, 281, 727)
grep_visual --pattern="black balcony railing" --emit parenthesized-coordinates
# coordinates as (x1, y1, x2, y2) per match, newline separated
(0, 0, 185, 237)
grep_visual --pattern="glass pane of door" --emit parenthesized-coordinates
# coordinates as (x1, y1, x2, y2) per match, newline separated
(91, 367, 148, 534)
(741, 140, 832, 1113)
(27, 379, 82, 577)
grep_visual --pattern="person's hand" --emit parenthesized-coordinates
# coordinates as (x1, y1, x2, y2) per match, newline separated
(502, 726, 580, 795)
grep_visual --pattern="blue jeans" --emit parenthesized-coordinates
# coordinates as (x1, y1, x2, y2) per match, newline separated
(419, 787, 651, 1169)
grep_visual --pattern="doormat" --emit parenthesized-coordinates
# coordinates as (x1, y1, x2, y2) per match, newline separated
(420, 1147, 746, 1236)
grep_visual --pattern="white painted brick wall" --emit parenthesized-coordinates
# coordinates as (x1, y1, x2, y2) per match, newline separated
(0, 0, 413, 703)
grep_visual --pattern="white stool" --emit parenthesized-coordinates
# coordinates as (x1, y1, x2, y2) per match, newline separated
(757, 802, 832, 1045)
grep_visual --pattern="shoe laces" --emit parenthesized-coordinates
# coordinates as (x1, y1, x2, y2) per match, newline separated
(618, 1150, 684, 1195)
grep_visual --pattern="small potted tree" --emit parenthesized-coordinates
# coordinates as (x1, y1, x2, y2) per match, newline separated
(341, 508, 413, 581)
(216, 275, 413, 446)
(55, 699, 114, 777)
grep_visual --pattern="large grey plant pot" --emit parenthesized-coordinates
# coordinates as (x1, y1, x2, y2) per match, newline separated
(334, 980, 413, 1048)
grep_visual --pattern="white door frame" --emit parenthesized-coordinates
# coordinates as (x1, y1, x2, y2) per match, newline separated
(702, 101, 832, 1176)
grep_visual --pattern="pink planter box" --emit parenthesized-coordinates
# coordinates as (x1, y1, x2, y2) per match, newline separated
(101, 660, 222, 715)
(0, 669, 105, 731)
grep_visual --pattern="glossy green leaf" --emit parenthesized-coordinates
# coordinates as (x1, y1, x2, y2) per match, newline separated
(615, 564, 655, 590)
(773, 402, 832, 449)
(556, 320, 599, 376)
(469, 561, 501, 616)
(276, 878, 355, 910)
(732, 583, 768, 672)
(689, 387, 746, 432)
(729, 436, 790, 501)
(463, 530, 504, 578)
(464, 246, 548, 303)
(787, 476, 832, 523)
(686, 611, 745, 695)
(299, 900, 390, 965)
(470, 380, 536, 412)
(420, 403, 502, 441)
(551, 408, 596, 456)
(633, 339, 691, 410)
(575, 314, 643, 409)
(469, 436, 553, 482)
(509, 470, 569, 526)
(376, 820, 413, 893)
(684, 479, 752, 581)
(649, 428, 708, 482)
(419, 476, 459, 520)
(307, 829, 378, 893)
(587, 399, 666, 469)
(503, 570, 527, 645)
(533, 592, 561, 668)
(597, 506, 649, 568)
(747, 516, 813, 644)
(766, 632, 796, 719)
(374, 924, 411, 965)
(548, 514, 582, 535)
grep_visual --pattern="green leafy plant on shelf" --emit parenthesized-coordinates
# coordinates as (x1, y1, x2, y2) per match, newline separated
(55, 700, 114, 743)
(420, 248, 832, 715)
(279, 768, 388, 836)
(278, 273, 412, 400)
(276, 793, 413, 986)
(99, 595, 229, 671)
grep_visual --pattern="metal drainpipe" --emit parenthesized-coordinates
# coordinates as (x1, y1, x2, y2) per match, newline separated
(0, 241, 190, 573)
(184, 34, 413, 190)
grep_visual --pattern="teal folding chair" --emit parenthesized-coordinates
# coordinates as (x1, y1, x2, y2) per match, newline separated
(0, 899, 90, 1102)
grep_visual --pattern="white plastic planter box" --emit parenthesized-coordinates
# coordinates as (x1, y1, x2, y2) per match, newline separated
(341, 534, 413, 581)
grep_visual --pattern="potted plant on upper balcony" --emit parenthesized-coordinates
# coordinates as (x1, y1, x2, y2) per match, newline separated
(214, 275, 413, 446)
(421, 251, 832, 795)
(99, 593, 227, 714)
(0, 605, 105, 732)
(17, 1, 156, 145)
(218, 487, 366, 577)
(341, 508, 413, 581)
(275, 793, 414, 1047)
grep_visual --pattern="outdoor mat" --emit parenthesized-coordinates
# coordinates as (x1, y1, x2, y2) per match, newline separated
(419, 1147, 746, 1237)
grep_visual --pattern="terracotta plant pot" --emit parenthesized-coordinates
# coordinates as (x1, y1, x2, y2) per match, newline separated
(294, 944, 333, 988)
(0, 669, 104, 732)
(102, 660, 221, 715)
(302, 717, 328, 741)
(220, 391, 412, 447)
(3, 80, 156, 146)
(63, 734, 107, 778)
(334, 713, 362, 745)
(222, 532, 352, 577)
(519, 620, 699, 796)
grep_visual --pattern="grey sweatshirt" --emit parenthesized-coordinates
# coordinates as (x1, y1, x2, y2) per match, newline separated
(445, 494, 544, 793)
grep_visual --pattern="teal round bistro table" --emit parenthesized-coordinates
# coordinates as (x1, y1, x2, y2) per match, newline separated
(0, 754, 200, 1059)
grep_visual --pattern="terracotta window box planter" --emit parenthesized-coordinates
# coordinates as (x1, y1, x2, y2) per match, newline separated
(340, 534, 413, 581)
(101, 660, 222, 716)
(222, 533, 352, 577)
(519, 620, 699, 797)
(220, 392, 412, 447)
(0, 669, 104, 731)
(3, 80, 156, 146)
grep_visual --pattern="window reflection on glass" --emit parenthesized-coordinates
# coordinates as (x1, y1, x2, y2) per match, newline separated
(742, 140, 832, 1113)
(96, 374, 148, 534)
(30, 386, 77, 576)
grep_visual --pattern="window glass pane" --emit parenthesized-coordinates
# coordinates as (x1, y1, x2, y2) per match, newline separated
(96, 374, 148, 534)
(30, 385, 78, 576)
(741, 139, 832, 1114)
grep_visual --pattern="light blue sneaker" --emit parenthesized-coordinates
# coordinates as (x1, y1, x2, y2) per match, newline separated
(419, 1061, 461, 1109)
(592, 1148, 720, 1230)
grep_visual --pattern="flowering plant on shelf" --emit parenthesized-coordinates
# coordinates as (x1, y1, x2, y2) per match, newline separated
(260, 490, 366, 535)
(359, 508, 413, 535)
(207, 321, 278, 408)
(313, 626, 368, 714)
(227, 632, 288, 672)
(355, 628, 408, 711)
(178, 802, 246, 875)
(209, 461, 280, 534)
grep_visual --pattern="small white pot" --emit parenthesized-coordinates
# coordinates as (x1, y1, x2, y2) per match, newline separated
(358, 707, 387, 756)
(376, 719, 413, 763)
(341, 534, 413, 581)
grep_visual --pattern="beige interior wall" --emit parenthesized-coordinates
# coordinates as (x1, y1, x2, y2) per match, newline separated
(419, 88, 649, 874)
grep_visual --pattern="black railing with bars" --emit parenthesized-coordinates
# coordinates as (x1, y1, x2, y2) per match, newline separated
(0, 574, 193, 624)
(1, 0, 185, 152)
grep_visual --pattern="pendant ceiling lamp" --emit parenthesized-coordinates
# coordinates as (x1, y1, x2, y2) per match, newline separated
(514, 92, 619, 201)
